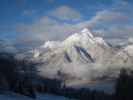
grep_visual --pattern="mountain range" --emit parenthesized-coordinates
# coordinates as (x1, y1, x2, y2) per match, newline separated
(15, 28, 133, 86)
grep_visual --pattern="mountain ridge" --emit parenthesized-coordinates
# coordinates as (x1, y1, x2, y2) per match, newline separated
(17, 28, 133, 86)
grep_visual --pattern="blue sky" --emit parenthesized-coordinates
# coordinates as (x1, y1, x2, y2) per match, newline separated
(0, 0, 133, 45)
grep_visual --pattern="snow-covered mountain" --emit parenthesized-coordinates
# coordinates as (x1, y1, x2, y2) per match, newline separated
(33, 28, 114, 62)
(24, 28, 133, 86)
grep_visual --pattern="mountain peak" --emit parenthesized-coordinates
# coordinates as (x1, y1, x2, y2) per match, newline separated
(63, 28, 95, 46)
(81, 28, 94, 39)
(81, 28, 90, 33)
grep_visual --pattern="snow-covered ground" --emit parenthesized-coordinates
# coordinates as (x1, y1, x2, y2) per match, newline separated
(0, 92, 73, 100)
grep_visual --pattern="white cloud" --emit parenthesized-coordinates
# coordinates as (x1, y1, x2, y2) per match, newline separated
(49, 5, 82, 21)
(17, 8, 131, 43)
(17, 17, 84, 42)
(0, 39, 17, 53)
(17, 6, 86, 42)
(86, 5, 133, 39)
(17, 3, 133, 44)
(87, 10, 128, 29)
